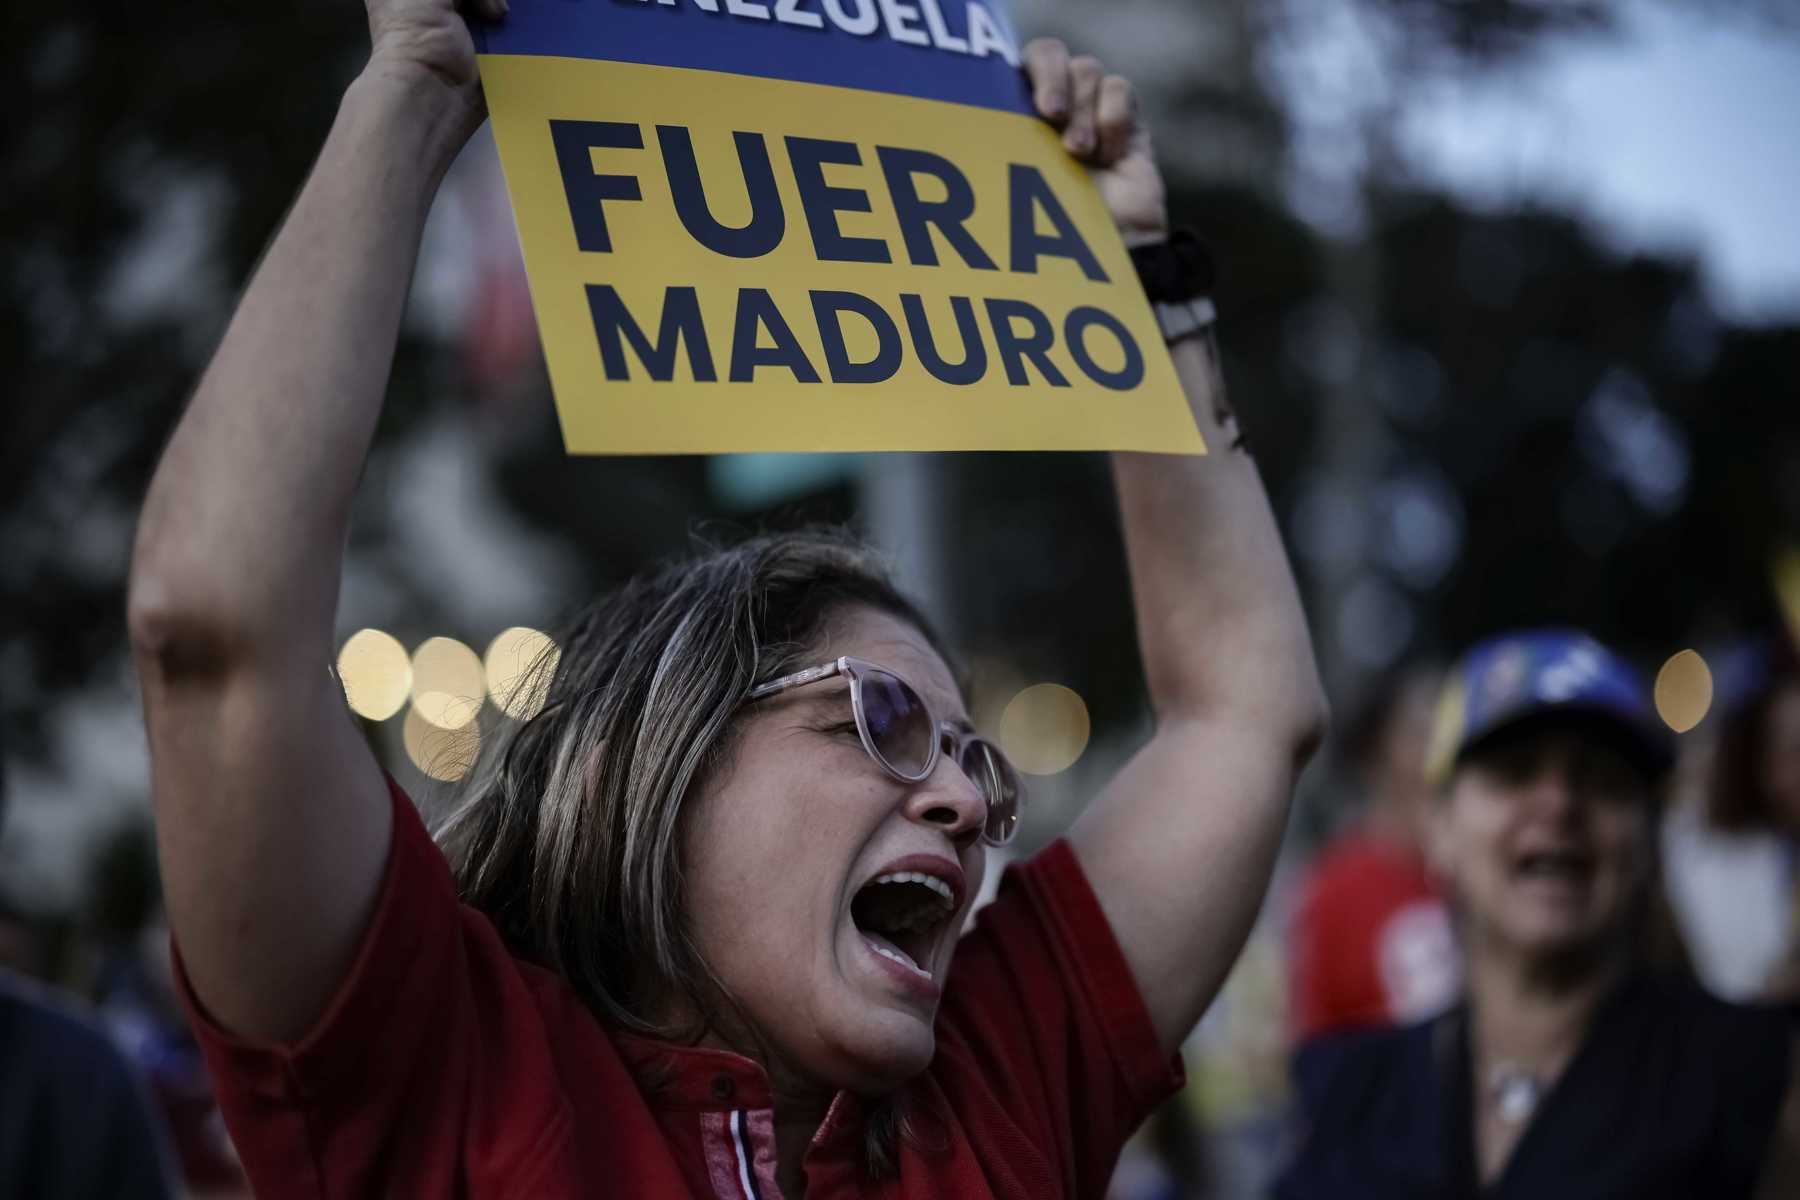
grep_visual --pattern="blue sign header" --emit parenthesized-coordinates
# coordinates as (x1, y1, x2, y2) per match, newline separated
(474, 0, 1032, 114)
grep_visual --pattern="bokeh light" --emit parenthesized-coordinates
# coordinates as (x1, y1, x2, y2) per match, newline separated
(403, 706, 481, 782)
(336, 629, 411, 721)
(999, 684, 1091, 776)
(485, 627, 560, 721)
(411, 637, 486, 730)
(1654, 649, 1713, 734)
(1774, 546, 1800, 648)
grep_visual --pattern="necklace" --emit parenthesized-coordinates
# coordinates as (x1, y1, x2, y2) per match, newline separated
(1486, 1061, 1544, 1125)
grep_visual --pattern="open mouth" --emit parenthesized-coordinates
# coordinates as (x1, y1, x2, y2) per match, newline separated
(851, 870, 959, 982)
(1513, 848, 1596, 885)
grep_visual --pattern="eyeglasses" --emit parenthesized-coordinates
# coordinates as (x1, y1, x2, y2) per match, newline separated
(747, 656, 1022, 847)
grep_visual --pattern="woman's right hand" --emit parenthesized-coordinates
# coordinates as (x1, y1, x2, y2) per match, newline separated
(131, 0, 513, 1051)
(362, 0, 508, 138)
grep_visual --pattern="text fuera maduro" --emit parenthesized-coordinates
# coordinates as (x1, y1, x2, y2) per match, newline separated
(553, 119, 1149, 392)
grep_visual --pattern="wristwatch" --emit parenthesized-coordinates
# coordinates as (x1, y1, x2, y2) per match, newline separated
(1130, 230, 1217, 344)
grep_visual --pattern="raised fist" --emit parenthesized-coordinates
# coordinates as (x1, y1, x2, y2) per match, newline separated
(364, 0, 505, 96)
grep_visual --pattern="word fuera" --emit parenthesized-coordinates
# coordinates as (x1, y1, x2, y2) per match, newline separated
(552, 120, 1147, 391)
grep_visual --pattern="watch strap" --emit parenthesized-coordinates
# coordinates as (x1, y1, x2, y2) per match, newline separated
(1129, 229, 1216, 304)
(1152, 297, 1218, 344)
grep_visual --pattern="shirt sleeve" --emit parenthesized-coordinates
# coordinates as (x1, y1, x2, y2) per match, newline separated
(936, 839, 1185, 1197)
(171, 776, 573, 1199)
(1274, 1025, 1415, 1200)
(1707, 1001, 1792, 1195)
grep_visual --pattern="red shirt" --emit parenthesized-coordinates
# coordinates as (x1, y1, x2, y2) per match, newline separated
(176, 780, 1181, 1198)
(1288, 833, 1458, 1042)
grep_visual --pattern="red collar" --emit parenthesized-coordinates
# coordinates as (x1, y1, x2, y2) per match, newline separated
(609, 1030, 876, 1155)
(611, 1030, 776, 1111)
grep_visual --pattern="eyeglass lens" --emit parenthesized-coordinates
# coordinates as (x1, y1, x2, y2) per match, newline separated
(961, 740, 1020, 845)
(858, 668, 935, 777)
(860, 666, 1020, 845)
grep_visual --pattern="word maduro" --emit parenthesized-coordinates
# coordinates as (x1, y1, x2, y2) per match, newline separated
(556, 119, 1147, 391)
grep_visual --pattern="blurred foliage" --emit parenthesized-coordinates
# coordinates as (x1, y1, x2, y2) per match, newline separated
(1, 2, 373, 758)
(1356, 0, 1614, 62)
(84, 818, 158, 942)
(1269, 0, 1797, 75)
(1376, 194, 1798, 650)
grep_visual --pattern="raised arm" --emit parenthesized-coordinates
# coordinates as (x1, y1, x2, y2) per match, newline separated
(126, 1, 503, 1043)
(1022, 41, 1328, 1054)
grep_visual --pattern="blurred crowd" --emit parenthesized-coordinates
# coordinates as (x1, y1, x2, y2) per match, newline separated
(0, 740, 245, 1198)
(5, 614, 1797, 1197)
(1111, 623, 1800, 1199)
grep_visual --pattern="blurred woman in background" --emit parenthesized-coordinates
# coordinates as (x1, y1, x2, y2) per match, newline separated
(1664, 638, 1800, 1010)
(1278, 630, 1799, 1199)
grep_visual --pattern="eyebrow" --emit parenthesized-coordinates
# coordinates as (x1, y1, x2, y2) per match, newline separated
(782, 689, 849, 719)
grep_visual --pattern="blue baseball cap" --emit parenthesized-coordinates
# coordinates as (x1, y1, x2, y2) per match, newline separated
(1425, 629, 1676, 785)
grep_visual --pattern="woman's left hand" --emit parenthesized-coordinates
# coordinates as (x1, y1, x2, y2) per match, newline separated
(1023, 39, 1169, 246)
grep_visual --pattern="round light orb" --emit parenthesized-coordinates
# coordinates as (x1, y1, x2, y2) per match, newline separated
(1775, 547, 1800, 646)
(1654, 649, 1713, 734)
(403, 706, 481, 782)
(999, 683, 1092, 776)
(485, 627, 560, 721)
(411, 637, 485, 730)
(336, 629, 411, 721)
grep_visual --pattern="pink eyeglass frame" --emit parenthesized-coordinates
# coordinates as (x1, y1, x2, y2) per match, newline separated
(746, 655, 1021, 845)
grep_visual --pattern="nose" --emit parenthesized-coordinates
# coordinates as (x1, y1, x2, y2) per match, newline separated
(1526, 760, 1581, 824)
(903, 743, 987, 846)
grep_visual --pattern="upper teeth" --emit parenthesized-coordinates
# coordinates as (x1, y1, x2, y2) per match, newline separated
(872, 871, 955, 907)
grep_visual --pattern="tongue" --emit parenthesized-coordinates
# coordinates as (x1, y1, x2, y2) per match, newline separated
(863, 930, 921, 971)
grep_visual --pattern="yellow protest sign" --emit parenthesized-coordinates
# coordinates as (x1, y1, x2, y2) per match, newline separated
(476, 2, 1202, 455)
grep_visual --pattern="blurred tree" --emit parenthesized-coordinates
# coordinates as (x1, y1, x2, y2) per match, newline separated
(1, 3, 372, 757)
(1370, 196, 1799, 653)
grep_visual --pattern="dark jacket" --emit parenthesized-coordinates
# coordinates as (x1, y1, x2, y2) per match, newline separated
(1275, 972, 1790, 1199)
(0, 971, 174, 1199)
